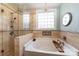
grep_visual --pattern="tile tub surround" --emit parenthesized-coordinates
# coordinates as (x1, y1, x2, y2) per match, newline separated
(14, 30, 79, 56)
(33, 30, 79, 51)
(60, 31, 79, 50)
(33, 30, 61, 38)
(14, 33, 33, 56)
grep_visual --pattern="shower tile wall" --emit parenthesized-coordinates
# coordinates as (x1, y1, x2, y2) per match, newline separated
(0, 4, 23, 56)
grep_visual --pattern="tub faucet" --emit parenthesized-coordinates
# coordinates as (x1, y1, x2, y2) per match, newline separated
(53, 39, 64, 52)
(57, 40, 64, 48)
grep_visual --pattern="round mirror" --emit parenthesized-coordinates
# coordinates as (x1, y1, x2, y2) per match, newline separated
(62, 13, 72, 26)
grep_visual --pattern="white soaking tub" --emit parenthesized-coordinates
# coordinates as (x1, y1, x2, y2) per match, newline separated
(24, 37, 79, 56)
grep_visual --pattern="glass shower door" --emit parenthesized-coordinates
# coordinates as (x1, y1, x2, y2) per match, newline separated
(0, 4, 13, 55)
(0, 7, 2, 55)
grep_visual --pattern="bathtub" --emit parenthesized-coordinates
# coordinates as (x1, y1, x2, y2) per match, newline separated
(24, 37, 79, 56)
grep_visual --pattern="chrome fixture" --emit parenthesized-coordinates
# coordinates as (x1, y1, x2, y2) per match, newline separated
(53, 39, 64, 52)
(9, 13, 16, 37)
(1, 9, 4, 12)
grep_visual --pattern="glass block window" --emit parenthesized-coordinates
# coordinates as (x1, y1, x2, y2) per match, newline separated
(23, 14, 30, 30)
(36, 9, 56, 30)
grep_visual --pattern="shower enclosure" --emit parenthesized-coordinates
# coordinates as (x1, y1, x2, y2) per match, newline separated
(0, 4, 24, 56)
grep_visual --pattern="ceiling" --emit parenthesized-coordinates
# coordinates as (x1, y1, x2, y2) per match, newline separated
(10, 3, 61, 13)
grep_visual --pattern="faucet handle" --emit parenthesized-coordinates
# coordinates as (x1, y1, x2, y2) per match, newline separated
(63, 36, 67, 42)
(57, 40, 61, 44)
